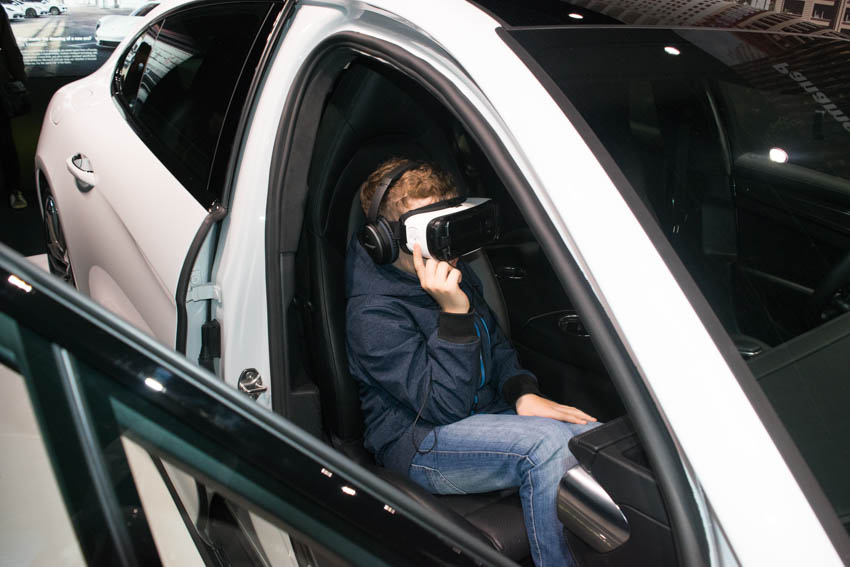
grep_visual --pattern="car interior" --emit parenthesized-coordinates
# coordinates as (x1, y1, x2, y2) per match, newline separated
(269, 56, 680, 566)
(533, 29, 850, 538)
(553, 32, 850, 526)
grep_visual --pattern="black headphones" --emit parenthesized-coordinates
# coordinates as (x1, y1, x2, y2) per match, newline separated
(360, 160, 422, 264)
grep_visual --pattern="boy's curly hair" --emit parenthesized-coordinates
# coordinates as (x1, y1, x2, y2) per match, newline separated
(359, 158, 458, 221)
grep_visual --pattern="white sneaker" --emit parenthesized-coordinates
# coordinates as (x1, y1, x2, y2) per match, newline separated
(10, 191, 27, 209)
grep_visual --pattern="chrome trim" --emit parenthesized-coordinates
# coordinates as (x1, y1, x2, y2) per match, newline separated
(558, 465, 630, 553)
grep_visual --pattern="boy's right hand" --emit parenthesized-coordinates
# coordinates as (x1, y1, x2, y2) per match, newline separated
(412, 244, 470, 314)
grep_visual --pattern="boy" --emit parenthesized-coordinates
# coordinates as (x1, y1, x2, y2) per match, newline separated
(345, 157, 598, 567)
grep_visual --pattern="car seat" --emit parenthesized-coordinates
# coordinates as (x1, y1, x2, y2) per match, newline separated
(299, 61, 529, 559)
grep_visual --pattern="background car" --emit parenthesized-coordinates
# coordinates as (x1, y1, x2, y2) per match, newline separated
(94, 1, 159, 48)
(11, 0, 46, 17)
(40, 0, 66, 15)
(2, 2, 24, 20)
(32, 0, 850, 565)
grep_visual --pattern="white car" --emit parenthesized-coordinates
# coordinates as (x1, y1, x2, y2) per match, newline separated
(40, 0, 66, 15)
(94, 1, 159, 47)
(32, 0, 850, 565)
(3, 2, 24, 19)
(1, 0, 45, 17)
(16, 0, 46, 17)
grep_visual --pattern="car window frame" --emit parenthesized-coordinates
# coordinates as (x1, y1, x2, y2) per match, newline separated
(264, 30, 712, 567)
(110, 0, 282, 210)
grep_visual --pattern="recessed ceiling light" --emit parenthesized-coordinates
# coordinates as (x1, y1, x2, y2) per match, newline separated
(568, 12, 584, 19)
(664, 46, 681, 56)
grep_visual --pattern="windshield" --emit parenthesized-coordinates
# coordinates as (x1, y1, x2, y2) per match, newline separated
(130, 2, 158, 17)
(508, 27, 850, 535)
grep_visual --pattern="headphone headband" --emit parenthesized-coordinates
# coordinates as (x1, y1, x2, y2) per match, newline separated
(367, 160, 423, 223)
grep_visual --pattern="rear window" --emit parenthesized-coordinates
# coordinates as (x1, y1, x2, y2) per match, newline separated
(507, 27, 850, 535)
(114, 2, 272, 207)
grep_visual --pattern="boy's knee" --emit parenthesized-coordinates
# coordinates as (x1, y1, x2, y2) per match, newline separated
(527, 420, 571, 468)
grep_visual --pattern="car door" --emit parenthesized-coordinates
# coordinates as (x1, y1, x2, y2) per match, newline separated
(0, 243, 516, 567)
(37, 1, 279, 350)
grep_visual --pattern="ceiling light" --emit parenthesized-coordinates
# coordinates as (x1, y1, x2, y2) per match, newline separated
(664, 46, 681, 56)
(568, 12, 584, 19)
(769, 147, 789, 163)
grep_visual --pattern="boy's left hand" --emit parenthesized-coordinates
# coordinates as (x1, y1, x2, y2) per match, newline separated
(515, 394, 597, 425)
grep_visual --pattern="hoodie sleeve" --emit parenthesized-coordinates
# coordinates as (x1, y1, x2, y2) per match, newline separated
(347, 297, 482, 425)
(485, 310, 542, 407)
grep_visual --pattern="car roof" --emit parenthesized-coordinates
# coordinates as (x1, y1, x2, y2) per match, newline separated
(467, 0, 848, 40)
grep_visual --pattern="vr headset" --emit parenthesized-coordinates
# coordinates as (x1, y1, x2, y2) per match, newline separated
(360, 160, 500, 264)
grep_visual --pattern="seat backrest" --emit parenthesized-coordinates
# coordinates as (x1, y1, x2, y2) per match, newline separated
(303, 61, 509, 460)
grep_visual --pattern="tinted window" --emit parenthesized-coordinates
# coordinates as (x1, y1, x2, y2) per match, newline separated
(508, 27, 850, 535)
(115, 2, 271, 207)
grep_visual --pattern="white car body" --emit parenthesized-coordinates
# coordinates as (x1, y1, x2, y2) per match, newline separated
(3, 3, 24, 19)
(34, 0, 850, 565)
(12, 0, 46, 17)
(40, 0, 67, 15)
(94, 2, 159, 47)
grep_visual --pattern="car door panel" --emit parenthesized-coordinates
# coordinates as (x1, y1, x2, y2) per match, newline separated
(37, 71, 207, 347)
(486, 234, 624, 421)
(733, 155, 850, 342)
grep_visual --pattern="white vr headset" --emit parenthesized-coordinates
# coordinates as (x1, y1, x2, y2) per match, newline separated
(359, 160, 500, 264)
(398, 197, 500, 260)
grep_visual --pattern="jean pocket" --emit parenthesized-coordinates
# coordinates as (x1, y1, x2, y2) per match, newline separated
(411, 465, 468, 495)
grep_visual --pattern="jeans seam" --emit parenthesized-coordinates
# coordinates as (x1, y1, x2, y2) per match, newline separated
(527, 465, 543, 567)
(425, 449, 533, 460)
(409, 464, 468, 495)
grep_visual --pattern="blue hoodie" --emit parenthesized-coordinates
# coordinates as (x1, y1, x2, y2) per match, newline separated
(345, 238, 541, 474)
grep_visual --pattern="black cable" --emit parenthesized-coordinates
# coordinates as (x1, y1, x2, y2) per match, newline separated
(412, 369, 438, 454)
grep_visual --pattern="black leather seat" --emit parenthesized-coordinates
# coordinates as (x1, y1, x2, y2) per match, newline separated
(301, 61, 529, 559)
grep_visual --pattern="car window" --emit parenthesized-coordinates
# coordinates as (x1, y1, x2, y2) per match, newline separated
(506, 27, 850, 536)
(114, 2, 272, 208)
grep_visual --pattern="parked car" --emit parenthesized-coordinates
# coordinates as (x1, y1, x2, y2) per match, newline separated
(94, 1, 158, 47)
(40, 0, 66, 15)
(32, 0, 850, 565)
(11, 0, 46, 17)
(2, 2, 24, 19)
(1, 0, 43, 17)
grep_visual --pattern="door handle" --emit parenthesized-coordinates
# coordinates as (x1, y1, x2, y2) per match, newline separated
(496, 266, 527, 280)
(558, 312, 590, 337)
(66, 154, 97, 192)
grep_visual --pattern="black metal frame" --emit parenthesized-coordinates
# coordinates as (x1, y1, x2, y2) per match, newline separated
(0, 242, 509, 566)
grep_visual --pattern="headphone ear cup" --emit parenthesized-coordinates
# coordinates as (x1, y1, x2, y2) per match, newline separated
(376, 217, 399, 264)
(360, 218, 398, 264)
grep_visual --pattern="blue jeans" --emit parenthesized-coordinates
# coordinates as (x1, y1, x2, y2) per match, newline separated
(409, 411, 600, 567)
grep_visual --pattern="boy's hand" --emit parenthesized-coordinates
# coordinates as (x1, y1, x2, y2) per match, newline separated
(516, 394, 597, 425)
(412, 244, 470, 314)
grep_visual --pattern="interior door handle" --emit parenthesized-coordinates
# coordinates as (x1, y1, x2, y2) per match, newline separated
(66, 154, 97, 192)
(496, 266, 527, 280)
(558, 312, 590, 337)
